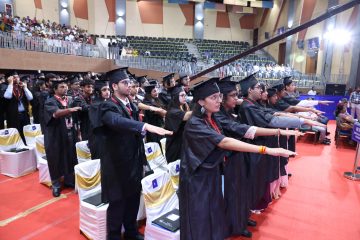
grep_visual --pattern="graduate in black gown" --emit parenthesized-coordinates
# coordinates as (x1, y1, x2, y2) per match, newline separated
(88, 68, 172, 240)
(159, 73, 176, 107)
(43, 79, 81, 197)
(73, 78, 94, 141)
(179, 78, 295, 240)
(215, 77, 300, 238)
(143, 83, 166, 144)
(164, 85, 192, 163)
(88, 79, 110, 160)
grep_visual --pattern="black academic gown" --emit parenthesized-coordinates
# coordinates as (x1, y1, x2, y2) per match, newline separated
(158, 89, 171, 107)
(88, 98, 106, 160)
(179, 112, 227, 240)
(43, 97, 78, 181)
(73, 94, 93, 141)
(89, 97, 145, 203)
(238, 99, 278, 209)
(164, 107, 186, 163)
(32, 90, 49, 132)
(0, 83, 6, 129)
(214, 106, 252, 236)
(142, 98, 164, 145)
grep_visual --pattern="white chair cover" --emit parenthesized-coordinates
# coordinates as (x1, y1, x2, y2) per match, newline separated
(167, 160, 181, 190)
(160, 138, 166, 155)
(35, 135, 51, 186)
(141, 171, 179, 240)
(74, 159, 108, 240)
(0, 128, 36, 177)
(144, 142, 168, 172)
(23, 124, 42, 147)
(76, 141, 92, 163)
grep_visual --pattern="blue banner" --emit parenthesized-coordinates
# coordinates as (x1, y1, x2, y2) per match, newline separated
(352, 122, 360, 143)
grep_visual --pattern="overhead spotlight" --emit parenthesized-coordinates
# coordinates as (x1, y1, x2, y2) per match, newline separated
(324, 29, 352, 45)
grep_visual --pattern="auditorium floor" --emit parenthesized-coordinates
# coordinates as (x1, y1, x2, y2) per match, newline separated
(1, 121, 359, 240)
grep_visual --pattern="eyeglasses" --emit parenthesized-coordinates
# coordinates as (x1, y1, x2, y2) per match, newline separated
(208, 93, 223, 101)
(119, 79, 131, 85)
(179, 93, 187, 97)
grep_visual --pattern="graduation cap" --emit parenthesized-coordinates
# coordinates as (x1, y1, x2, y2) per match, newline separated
(45, 73, 57, 80)
(136, 75, 148, 84)
(283, 76, 293, 86)
(272, 83, 285, 92)
(163, 73, 175, 86)
(106, 67, 129, 85)
(80, 79, 95, 87)
(68, 75, 80, 85)
(90, 75, 99, 81)
(192, 77, 220, 102)
(176, 74, 189, 85)
(51, 79, 69, 89)
(94, 80, 109, 92)
(128, 73, 136, 81)
(217, 76, 239, 95)
(239, 73, 258, 96)
(4, 70, 18, 79)
(37, 73, 45, 79)
(144, 84, 157, 94)
(20, 75, 30, 82)
(267, 88, 277, 98)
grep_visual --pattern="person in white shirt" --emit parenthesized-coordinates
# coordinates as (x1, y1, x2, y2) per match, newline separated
(307, 86, 317, 96)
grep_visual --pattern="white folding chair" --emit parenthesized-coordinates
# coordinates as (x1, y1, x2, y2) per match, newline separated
(144, 142, 168, 172)
(75, 159, 108, 240)
(76, 141, 92, 163)
(160, 138, 166, 155)
(0, 128, 36, 177)
(35, 135, 51, 186)
(141, 171, 180, 240)
(23, 124, 42, 147)
(167, 160, 181, 190)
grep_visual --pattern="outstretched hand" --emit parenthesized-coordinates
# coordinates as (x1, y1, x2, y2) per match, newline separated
(266, 148, 297, 157)
(144, 123, 173, 136)
(280, 129, 304, 137)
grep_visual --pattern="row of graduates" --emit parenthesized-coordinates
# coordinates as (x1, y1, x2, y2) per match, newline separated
(84, 67, 327, 239)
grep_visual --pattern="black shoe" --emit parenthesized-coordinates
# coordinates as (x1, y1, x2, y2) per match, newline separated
(288, 173, 292, 178)
(321, 140, 331, 145)
(123, 233, 144, 240)
(52, 187, 61, 197)
(240, 229, 252, 238)
(247, 219, 257, 227)
(64, 182, 75, 188)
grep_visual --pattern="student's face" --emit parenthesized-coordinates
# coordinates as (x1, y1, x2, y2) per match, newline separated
(199, 92, 223, 114)
(100, 85, 111, 99)
(249, 83, 262, 100)
(71, 82, 80, 91)
(269, 95, 278, 105)
(261, 90, 268, 101)
(223, 90, 238, 109)
(178, 91, 187, 105)
(113, 79, 131, 97)
(55, 83, 68, 96)
(83, 84, 93, 95)
(130, 83, 139, 96)
(151, 88, 158, 98)
(287, 82, 296, 92)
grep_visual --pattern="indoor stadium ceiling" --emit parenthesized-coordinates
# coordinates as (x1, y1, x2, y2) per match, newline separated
(188, 0, 274, 9)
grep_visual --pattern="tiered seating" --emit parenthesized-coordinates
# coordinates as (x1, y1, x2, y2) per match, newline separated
(126, 36, 191, 60)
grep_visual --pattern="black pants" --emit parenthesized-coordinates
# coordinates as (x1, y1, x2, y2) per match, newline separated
(18, 112, 30, 145)
(107, 191, 141, 240)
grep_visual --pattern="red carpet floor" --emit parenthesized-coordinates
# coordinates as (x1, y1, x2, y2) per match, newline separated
(1, 121, 360, 240)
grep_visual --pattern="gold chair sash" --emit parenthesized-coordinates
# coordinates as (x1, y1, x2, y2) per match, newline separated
(143, 180, 175, 208)
(0, 133, 21, 146)
(24, 130, 42, 138)
(75, 171, 101, 190)
(171, 175, 179, 188)
(76, 148, 91, 159)
(36, 142, 45, 154)
(146, 149, 162, 161)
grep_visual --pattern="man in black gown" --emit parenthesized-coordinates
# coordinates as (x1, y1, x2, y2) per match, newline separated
(89, 67, 172, 240)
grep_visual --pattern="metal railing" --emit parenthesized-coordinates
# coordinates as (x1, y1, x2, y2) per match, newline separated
(0, 31, 107, 58)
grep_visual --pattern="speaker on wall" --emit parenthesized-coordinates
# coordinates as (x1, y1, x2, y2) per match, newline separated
(325, 84, 346, 96)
